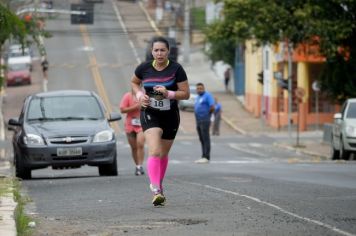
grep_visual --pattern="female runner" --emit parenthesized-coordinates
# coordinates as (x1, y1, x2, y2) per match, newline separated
(131, 36, 190, 206)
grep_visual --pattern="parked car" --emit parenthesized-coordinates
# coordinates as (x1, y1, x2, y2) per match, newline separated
(178, 84, 197, 111)
(5, 63, 31, 86)
(331, 98, 356, 160)
(7, 90, 121, 179)
(7, 44, 33, 71)
(145, 36, 179, 62)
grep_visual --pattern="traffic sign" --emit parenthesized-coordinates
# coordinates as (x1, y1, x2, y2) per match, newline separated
(312, 81, 320, 92)
(295, 87, 305, 99)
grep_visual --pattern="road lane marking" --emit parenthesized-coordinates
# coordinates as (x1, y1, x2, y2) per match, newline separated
(111, 0, 141, 65)
(181, 181, 356, 236)
(228, 143, 269, 158)
(79, 25, 120, 133)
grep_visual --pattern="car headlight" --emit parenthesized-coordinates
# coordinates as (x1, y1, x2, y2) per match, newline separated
(93, 130, 114, 143)
(24, 134, 44, 145)
(345, 125, 356, 137)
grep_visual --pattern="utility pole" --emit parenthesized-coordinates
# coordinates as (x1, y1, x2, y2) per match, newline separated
(183, 0, 190, 63)
(287, 43, 293, 139)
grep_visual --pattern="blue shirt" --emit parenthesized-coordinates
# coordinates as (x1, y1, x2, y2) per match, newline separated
(194, 91, 215, 121)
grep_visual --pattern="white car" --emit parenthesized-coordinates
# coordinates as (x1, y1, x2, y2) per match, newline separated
(7, 44, 33, 71)
(331, 98, 356, 160)
(178, 85, 198, 111)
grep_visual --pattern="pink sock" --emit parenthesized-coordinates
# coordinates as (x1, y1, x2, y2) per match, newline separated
(147, 156, 161, 192)
(160, 156, 168, 191)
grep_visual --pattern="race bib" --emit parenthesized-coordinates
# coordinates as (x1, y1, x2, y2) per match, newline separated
(131, 118, 141, 126)
(149, 97, 171, 111)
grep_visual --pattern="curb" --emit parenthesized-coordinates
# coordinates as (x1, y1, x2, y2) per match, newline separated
(221, 115, 247, 135)
(0, 193, 17, 236)
(0, 91, 17, 235)
(274, 142, 329, 161)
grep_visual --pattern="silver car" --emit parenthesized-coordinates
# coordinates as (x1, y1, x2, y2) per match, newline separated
(331, 98, 356, 160)
(178, 85, 198, 111)
(8, 90, 121, 179)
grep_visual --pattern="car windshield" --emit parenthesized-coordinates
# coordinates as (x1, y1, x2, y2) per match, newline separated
(8, 63, 28, 71)
(9, 50, 30, 57)
(26, 95, 104, 121)
(346, 102, 356, 118)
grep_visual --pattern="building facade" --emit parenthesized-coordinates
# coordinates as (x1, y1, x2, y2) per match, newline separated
(243, 41, 337, 131)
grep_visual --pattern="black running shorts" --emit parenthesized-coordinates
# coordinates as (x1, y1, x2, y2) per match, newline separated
(140, 108, 180, 140)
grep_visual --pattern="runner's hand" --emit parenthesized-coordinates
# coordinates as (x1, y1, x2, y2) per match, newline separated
(140, 94, 150, 108)
(153, 85, 168, 97)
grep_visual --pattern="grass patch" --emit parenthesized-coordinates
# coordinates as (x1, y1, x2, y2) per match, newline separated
(0, 177, 33, 236)
(0, 177, 13, 198)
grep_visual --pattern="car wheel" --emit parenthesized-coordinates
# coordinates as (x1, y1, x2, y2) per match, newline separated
(339, 137, 350, 160)
(330, 138, 340, 160)
(98, 154, 118, 176)
(15, 154, 31, 179)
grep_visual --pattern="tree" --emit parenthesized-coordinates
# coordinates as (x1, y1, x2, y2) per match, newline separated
(204, 0, 356, 103)
(0, 3, 27, 88)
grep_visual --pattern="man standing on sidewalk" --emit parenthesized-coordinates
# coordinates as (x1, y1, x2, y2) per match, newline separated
(194, 83, 215, 164)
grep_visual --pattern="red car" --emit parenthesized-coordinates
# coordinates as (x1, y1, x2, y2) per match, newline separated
(6, 63, 31, 86)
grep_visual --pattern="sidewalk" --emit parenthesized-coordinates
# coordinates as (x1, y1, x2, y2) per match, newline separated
(0, 98, 16, 236)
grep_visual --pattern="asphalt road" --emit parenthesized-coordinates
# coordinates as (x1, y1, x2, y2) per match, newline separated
(20, 134, 356, 236)
(3, 1, 356, 236)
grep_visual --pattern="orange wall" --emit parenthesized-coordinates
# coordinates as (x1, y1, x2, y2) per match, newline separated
(263, 96, 336, 130)
(245, 93, 262, 118)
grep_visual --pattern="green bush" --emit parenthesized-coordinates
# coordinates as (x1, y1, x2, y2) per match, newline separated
(191, 7, 206, 30)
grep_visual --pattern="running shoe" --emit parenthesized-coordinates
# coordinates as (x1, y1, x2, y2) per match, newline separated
(152, 193, 166, 206)
(139, 166, 145, 175)
(135, 166, 145, 176)
(194, 157, 209, 164)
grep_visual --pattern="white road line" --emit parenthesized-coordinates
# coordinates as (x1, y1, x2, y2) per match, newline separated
(111, 0, 141, 64)
(229, 143, 269, 158)
(182, 181, 356, 236)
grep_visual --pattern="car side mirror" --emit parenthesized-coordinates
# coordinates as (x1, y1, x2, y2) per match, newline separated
(8, 118, 21, 131)
(108, 112, 121, 122)
(8, 117, 21, 126)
